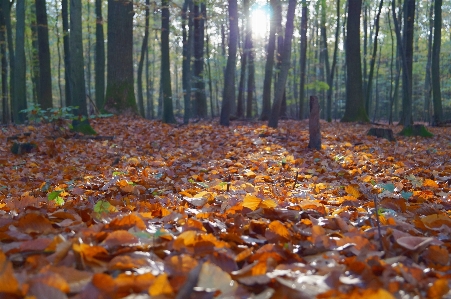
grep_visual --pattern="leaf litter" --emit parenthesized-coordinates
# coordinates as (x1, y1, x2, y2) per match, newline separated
(1, 116, 451, 298)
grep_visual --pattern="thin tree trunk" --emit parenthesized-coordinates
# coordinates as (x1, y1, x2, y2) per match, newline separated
(62, 0, 71, 106)
(161, 0, 175, 123)
(320, 0, 331, 121)
(424, 1, 433, 124)
(431, 0, 443, 125)
(30, 3, 40, 104)
(206, 31, 215, 117)
(268, 0, 296, 128)
(0, 6, 10, 123)
(54, 1, 63, 106)
(137, 0, 150, 118)
(326, 0, 340, 122)
(35, 0, 53, 109)
(193, 1, 207, 118)
(70, 0, 87, 116)
(245, 0, 255, 119)
(219, 0, 238, 126)
(14, 0, 27, 123)
(365, 0, 383, 115)
(182, 0, 193, 123)
(1, 1, 14, 119)
(298, 0, 308, 119)
(95, 0, 105, 109)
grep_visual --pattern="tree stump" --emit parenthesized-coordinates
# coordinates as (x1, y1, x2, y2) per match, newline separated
(367, 128, 396, 141)
(308, 96, 321, 150)
(399, 124, 433, 137)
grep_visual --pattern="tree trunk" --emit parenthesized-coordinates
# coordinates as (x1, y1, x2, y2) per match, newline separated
(341, 0, 369, 122)
(268, 0, 296, 128)
(326, 0, 340, 122)
(69, 0, 87, 116)
(35, 0, 53, 109)
(320, 0, 331, 122)
(160, 0, 175, 123)
(424, 2, 433, 124)
(13, 0, 26, 124)
(137, 0, 150, 118)
(30, 3, 40, 104)
(298, 0, 308, 119)
(431, 0, 443, 125)
(365, 0, 383, 116)
(95, 0, 105, 110)
(0, 6, 10, 123)
(245, 0, 255, 119)
(182, 0, 193, 123)
(193, 2, 207, 118)
(1, 1, 14, 119)
(400, 0, 415, 128)
(105, 0, 137, 115)
(219, 0, 238, 126)
(62, 0, 71, 106)
(236, 6, 247, 119)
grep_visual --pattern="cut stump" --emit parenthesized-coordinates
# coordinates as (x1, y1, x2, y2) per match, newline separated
(308, 96, 321, 150)
(367, 128, 396, 142)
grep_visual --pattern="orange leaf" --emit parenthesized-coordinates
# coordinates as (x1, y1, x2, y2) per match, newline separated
(423, 179, 439, 188)
(0, 251, 20, 294)
(427, 279, 450, 299)
(148, 273, 173, 296)
(269, 220, 291, 239)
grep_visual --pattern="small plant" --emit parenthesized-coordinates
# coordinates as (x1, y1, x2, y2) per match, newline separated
(48, 189, 65, 206)
(20, 104, 45, 124)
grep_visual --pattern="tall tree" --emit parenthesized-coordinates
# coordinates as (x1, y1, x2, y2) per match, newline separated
(105, 0, 137, 115)
(268, 0, 297, 128)
(260, 0, 278, 121)
(400, 0, 415, 127)
(431, 0, 443, 125)
(365, 0, 384, 117)
(341, 0, 369, 122)
(219, 0, 238, 126)
(13, 0, 27, 124)
(245, 0, 255, 118)
(95, 0, 105, 110)
(182, 0, 193, 123)
(193, 1, 207, 118)
(326, 0, 340, 122)
(236, 2, 248, 119)
(70, 0, 87, 116)
(160, 0, 175, 123)
(298, 0, 308, 119)
(137, 0, 150, 118)
(1, 0, 14, 120)
(35, 0, 53, 109)
(0, 5, 10, 123)
(62, 0, 71, 106)
(424, 2, 434, 123)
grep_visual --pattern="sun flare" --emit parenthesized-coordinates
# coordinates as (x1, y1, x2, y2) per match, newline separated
(251, 7, 270, 39)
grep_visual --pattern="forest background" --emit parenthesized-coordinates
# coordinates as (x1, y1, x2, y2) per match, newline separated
(0, 0, 450, 127)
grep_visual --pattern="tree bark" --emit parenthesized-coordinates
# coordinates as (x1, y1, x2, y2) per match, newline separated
(245, 0, 255, 118)
(298, 0, 308, 119)
(431, 0, 443, 125)
(0, 6, 10, 123)
(1, 1, 14, 120)
(13, 0, 27, 124)
(95, 0, 105, 110)
(69, 0, 87, 116)
(268, 0, 296, 128)
(219, 0, 238, 126)
(423, 2, 433, 124)
(137, 0, 150, 118)
(193, 2, 207, 118)
(182, 0, 193, 123)
(62, 0, 71, 106)
(105, 0, 137, 115)
(160, 0, 175, 123)
(341, 0, 369, 122)
(308, 96, 321, 150)
(35, 0, 53, 109)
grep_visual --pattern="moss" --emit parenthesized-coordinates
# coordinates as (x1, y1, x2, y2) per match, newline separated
(104, 82, 138, 115)
(398, 124, 433, 137)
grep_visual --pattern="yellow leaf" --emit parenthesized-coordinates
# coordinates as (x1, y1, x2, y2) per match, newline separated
(345, 184, 361, 198)
(260, 199, 277, 209)
(148, 273, 173, 296)
(243, 194, 261, 211)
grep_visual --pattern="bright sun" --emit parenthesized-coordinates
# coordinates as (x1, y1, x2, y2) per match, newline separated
(251, 7, 270, 39)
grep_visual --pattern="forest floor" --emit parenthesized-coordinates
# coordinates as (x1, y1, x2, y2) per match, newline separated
(1, 116, 451, 299)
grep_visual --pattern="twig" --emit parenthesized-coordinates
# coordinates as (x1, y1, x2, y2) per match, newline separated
(293, 171, 299, 189)
(372, 193, 384, 252)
